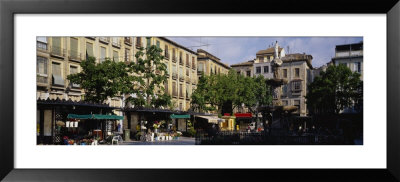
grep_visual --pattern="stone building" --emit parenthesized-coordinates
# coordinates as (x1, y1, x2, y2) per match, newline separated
(253, 45, 285, 78)
(331, 42, 363, 80)
(279, 53, 313, 116)
(197, 49, 230, 76)
(230, 59, 255, 77)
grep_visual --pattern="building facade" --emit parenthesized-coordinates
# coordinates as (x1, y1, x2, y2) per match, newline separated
(279, 53, 313, 116)
(37, 37, 199, 137)
(230, 59, 255, 77)
(253, 46, 285, 79)
(331, 42, 363, 80)
(196, 49, 230, 77)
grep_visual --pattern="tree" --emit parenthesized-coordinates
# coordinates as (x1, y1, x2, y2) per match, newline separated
(67, 56, 131, 103)
(306, 64, 363, 115)
(125, 45, 171, 108)
(191, 69, 272, 117)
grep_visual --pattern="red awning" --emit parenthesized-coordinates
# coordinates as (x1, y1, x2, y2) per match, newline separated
(234, 113, 252, 118)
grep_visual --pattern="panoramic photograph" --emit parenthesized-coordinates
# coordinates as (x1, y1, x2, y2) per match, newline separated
(36, 36, 363, 145)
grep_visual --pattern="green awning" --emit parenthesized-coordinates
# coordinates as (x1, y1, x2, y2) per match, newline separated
(67, 114, 92, 119)
(93, 114, 124, 120)
(67, 114, 123, 120)
(170, 114, 190, 119)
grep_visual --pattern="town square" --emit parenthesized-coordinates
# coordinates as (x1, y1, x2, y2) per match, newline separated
(36, 37, 363, 145)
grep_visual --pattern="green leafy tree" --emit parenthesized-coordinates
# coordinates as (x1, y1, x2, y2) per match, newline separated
(125, 45, 171, 108)
(306, 64, 363, 115)
(67, 56, 131, 103)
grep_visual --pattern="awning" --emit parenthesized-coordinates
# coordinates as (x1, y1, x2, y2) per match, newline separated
(196, 115, 224, 124)
(170, 114, 190, 119)
(67, 114, 123, 120)
(234, 113, 252, 118)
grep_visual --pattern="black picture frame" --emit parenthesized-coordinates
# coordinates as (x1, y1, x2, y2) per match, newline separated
(1, 0, 399, 181)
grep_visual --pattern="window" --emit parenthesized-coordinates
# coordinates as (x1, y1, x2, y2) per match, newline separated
(70, 38, 79, 60)
(146, 37, 151, 47)
(179, 103, 183, 111)
(256, 67, 261, 74)
(86, 42, 94, 57)
(164, 81, 169, 94)
(37, 37, 47, 50)
(156, 40, 160, 48)
(179, 52, 183, 64)
(125, 49, 130, 62)
(179, 84, 183, 98)
(52, 62, 63, 86)
(294, 100, 300, 112)
(186, 68, 189, 76)
(292, 81, 301, 91)
(100, 47, 106, 63)
(295, 68, 300, 78)
(165, 63, 169, 75)
(69, 65, 79, 88)
(192, 57, 195, 67)
(172, 81, 177, 97)
(218, 68, 221, 74)
(246, 71, 251, 77)
(264, 66, 269, 73)
(259, 57, 264, 63)
(198, 63, 204, 72)
(237, 71, 241, 75)
(172, 49, 176, 60)
(283, 69, 288, 78)
(282, 84, 288, 96)
(136, 37, 142, 47)
(179, 67, 183, 79)
(165, 45, 169, 58)
(283, 100, 288, 106)
(186, 54, 189, 66)
(186, 84, 190, 98)
(357, 62, 361, 73)
(51, 37, 62, 55)
(112, 37, 120, 47)
(37, 56, 48, 83)
(113, 51, 119, 61)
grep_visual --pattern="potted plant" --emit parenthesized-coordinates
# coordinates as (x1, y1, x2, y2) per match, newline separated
(176, 131, 182, 140)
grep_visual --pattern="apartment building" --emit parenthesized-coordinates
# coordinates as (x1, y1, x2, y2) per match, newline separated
(331, 42, 363, 80)
(279, 53, 313, 116)
(253, 46, 285, 78)
(196, 49, 230, 76)
(230, 59, 255, 77)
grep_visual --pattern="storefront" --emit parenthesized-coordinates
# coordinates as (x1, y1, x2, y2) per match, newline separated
(37, 98, 122, 145)
(234, 113, 253, 131)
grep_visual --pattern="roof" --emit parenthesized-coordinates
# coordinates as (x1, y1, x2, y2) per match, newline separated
(158, 37, 197, 55)
(197, 49, 231, 69)
(281, 53, 313, 69)
(230, 60, 254, 67)
(256, 47, 283, 56)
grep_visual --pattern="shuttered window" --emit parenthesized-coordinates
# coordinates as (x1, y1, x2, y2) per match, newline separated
(113, 51, 119, 61)
(52, 37, 62, 55)
(70, 38, 78, 59)
(100, 47, 106, 62)
(86, 42, 94, 57)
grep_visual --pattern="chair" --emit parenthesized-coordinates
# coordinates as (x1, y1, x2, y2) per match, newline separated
(112, 136, 119, 145)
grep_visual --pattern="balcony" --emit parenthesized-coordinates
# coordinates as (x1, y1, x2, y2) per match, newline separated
(68, 50, 82, 61)
(37, 41, 48, 52)
(136, 42, 143, 49)
(69, 82, 81, 89)
(99, 37, 110, 44)
(186, 61, 190, 68)
(192, 64, 196, 70)
(112, 40, 121, 48)
(185, 77, 190, 83)
(86, 37, 96, 40)
(50, 46, 66, 58)
(179, 59, 184, 66)
(172, 57, 177, 63)
(179, 75, 184, 82)
(37, 74, 48, 85)
(124, 37, 132, 45)
(172, 73, 178, 80)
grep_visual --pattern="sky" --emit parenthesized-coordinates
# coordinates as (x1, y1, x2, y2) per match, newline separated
(167, 37, 363, 68)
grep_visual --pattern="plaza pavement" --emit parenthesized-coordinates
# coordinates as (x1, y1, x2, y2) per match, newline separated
(120, 137, 196, 145)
